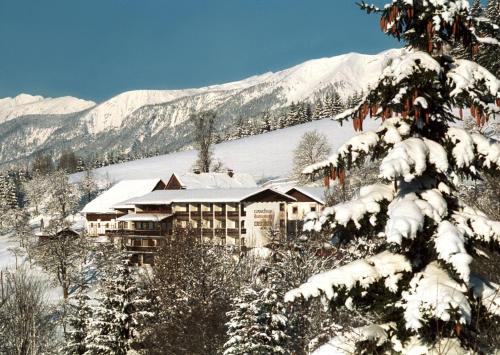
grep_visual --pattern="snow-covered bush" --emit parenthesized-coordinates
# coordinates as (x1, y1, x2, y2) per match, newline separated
(286, 1, 500, 353)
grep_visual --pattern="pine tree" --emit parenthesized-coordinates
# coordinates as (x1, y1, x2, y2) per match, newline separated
(314, 101, 325, 119)
(261, 111, 273, 133)
(331, 91, 343, 115)
(288, 1, 500, 353)
(61, 285, 92, 355)
(85, 254, 151, 355)
(477, 0, 500, 77)
(224, 285, 289, 355)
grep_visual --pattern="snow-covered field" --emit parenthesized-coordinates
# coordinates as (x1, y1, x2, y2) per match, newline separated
(71, 118, 380, 185)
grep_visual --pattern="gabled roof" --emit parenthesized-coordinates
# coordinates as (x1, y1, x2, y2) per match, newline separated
(167, 172, 257, 190)
(116, 213, 173, 222)
(82, 179, 165, 214)
(118, 187, 295, 206)
(284, 186, 326, 205)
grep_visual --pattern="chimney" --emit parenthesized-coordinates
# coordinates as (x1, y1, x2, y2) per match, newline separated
(193, 168, 201, 175)
(227, 169, 234, 178)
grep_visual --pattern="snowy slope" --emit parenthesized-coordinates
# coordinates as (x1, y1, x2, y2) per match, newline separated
(81, 49, 401, 134)
(0, 93, 95, 123)
(71, 118, 380, 185)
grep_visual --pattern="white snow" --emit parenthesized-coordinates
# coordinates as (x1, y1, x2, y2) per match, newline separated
(312, 323, 395, 355)
(434, 221, 472, 282)
(452, 205, 500, 244)
(385, 189, 447, 245)
(121, 187, 294, 205)
(303, 183, 394, 232)
(82, 179, 164, 214)
(0, 93, 95, 123)
(446, 127, 476, 169)
(79, 49, 402, 135)
(174, 172, 257, 189)
(448, 59, 500, 106)
(401, 262, 471, 330)
(71, 118, 381, 184)
(285, 251, 411, 302)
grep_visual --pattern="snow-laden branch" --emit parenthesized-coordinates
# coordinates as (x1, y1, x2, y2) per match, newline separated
(448, 59, 500, 112)
(385, 188, 448, 244)
(400, 262, 471, 330)
(446, 127, 500, 170)
(433, 221, 472, 282)
(452, 205, 500, 245)
(302, 117, 411, 176)
(303, 183, 395, 232)
(380, 137, 449, 182)
(284, 251, 411, 303)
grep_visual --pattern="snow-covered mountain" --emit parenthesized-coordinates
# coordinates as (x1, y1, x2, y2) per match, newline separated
(0, 48, 401, 168)
(82, 49, 399, 135)
(0, 93, 95, 124)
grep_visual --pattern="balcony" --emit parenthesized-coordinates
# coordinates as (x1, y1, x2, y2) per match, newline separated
(106, 229, 164, 237)
(202, 229, 214, 237)
(227, 228, 239, 237)
(126, 245, 158, 253)
(190, 211, 201, 218)
(175, 212, 189, 219)
(227, 211, 239, 218)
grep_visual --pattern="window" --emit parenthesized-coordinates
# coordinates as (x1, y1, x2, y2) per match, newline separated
(311, 206, 317, 212)
(280, 203, 285, 212)
(292, 206, 298, 214)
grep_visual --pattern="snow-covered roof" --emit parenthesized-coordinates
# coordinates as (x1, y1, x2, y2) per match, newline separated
(82, 179, 164, 214)
(172, 172, 257, 189)
(116, 213, 173, 222)
(286, 186, 326, 205)
(118, 187, 295, 206)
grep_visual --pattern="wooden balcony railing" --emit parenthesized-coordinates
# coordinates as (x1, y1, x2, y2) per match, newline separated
(126, 245, 158, 253)
(227, 228, 239, 237)
(106, 229, 165, 237)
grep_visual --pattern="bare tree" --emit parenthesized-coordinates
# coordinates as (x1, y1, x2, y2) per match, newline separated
(0, 267, 57, 354)
(143, 230, 239, 354)
(79, 168, 98, 205)
(22, 172, 47, 215)
(31, 170, 87, 300)
(193, 110, 216, 173)
(293, 130, 331, 184)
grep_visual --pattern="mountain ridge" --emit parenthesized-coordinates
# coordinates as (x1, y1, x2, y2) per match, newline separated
(0, 48, 401, 169)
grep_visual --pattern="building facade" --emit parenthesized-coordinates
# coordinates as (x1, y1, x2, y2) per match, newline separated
(104, 188, 294, 265)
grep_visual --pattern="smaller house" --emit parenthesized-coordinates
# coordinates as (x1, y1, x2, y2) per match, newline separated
(284, 187, 326, 236)
(36, 227, 80, 243)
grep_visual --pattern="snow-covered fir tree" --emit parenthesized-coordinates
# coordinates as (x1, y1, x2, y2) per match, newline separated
(85, 253, 151, 355)
(286, 1, 500, 353)
(61, 284, 92, 355)
(224, 285, 289, 355)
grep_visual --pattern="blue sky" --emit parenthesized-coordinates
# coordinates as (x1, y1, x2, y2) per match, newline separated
(0, 0, 399, 102)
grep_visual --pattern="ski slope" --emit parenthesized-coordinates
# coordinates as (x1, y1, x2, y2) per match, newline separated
(71, 118, 381, 185)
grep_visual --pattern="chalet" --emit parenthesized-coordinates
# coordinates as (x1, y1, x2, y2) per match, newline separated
(83, 172, 257, 237)
(284, 187, 326, 236)
(82, 179, 167, 236)
(107, 187, 295, 265)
